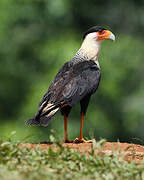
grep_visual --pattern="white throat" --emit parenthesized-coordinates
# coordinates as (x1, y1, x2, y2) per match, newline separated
(80, 33, 102, 62)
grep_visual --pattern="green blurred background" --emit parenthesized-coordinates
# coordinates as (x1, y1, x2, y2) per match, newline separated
(0, 0, 144, 143)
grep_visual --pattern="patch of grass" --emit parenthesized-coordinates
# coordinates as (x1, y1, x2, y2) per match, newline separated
(0, 137, 143, 180)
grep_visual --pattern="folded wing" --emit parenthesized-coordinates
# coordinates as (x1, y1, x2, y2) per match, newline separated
(26, 60, 101, 126)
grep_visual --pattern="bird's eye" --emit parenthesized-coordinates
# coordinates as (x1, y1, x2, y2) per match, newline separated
(98, 29, 103, 33)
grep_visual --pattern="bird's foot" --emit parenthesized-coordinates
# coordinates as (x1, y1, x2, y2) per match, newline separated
(74, 138, 92, 143)
(64, 139, 74, 143)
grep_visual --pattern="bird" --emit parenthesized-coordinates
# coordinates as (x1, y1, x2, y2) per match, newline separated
(26, 26, 115, 143)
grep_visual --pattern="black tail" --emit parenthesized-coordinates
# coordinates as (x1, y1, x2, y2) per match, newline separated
(26, 103, 60, 126)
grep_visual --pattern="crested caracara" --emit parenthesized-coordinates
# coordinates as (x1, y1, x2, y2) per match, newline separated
(26, 26, 115, 143)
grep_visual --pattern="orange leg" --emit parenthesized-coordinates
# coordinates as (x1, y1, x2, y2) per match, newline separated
(74, 113, 92, 143)
(79, 112, 84, 140)
(64, 114, 73, 143)
(64, 114, 68, 141)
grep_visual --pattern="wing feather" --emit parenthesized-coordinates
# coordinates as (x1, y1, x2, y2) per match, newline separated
(41, 60, 101, 107)
(26, 60, 101, 126)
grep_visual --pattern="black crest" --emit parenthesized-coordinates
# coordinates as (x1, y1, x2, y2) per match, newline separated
(83, 26, 107, 39)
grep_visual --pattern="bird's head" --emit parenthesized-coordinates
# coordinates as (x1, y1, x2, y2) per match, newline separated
(80, 26, 115, 61)
(83, 26, 115, 42)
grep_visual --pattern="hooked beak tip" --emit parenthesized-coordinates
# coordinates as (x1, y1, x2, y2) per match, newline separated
(109, 33, 115, 41)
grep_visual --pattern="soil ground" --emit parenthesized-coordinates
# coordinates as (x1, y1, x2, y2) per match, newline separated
(21, 142, 144, 164)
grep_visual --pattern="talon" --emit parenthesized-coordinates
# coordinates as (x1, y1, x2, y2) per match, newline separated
(74, 138, 92, 143)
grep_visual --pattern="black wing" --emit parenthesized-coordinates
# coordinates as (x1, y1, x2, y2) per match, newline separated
(26, 60, 100, 126)
(41, 60, 101, 107)
(61, 61, 101, 105)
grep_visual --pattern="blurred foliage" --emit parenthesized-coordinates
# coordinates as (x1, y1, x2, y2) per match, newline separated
(0, 138, 143, 180)
(0, 0, 144, 142)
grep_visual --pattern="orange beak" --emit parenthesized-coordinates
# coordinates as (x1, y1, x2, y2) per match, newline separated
(97, 30, 115, 41)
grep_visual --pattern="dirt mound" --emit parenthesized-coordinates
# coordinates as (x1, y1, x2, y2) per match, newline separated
(21, 142, 144, 163)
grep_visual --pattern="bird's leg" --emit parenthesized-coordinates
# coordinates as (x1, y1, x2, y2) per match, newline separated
(64, 114, 68, 141)
(80, 112, 84, 140)
(74, 113, 92, 143)
(64, 114, 73, 143)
